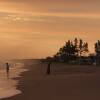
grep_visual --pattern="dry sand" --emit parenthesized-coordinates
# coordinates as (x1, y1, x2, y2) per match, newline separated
(1, 60, 100, 100)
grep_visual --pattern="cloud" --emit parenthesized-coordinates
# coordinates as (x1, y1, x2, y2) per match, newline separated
(0, 0, 100, 58)
(0, 0, 100, 14)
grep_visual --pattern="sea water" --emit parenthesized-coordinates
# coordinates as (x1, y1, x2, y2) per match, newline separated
(0, 60, 28, 99)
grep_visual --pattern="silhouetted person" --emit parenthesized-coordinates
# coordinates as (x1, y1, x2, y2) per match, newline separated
(47, 62, 51, 75)
(6, 63, 10, 78)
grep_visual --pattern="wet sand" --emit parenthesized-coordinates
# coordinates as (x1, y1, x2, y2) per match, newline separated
(1, 60, 100, 100)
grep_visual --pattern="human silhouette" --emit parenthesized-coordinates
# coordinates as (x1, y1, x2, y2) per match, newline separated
(6, 63, 10, 78)
(47, 62, 51, 75)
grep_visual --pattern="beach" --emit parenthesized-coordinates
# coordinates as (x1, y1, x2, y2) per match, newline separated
(1, 60, 100, 100)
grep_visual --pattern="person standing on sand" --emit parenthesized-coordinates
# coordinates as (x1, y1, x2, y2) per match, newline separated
(6, 62, 10, 78)
(47, 62, 51, 75)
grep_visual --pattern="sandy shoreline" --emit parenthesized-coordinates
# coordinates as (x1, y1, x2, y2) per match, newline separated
(1, 60, 100, 100)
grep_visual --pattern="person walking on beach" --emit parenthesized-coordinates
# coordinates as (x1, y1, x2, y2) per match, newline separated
(47, 62, 51, 75)
(6, 62, 10, 78)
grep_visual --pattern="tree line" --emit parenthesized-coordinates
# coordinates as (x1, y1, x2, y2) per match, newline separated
(52, 38, 100, 65)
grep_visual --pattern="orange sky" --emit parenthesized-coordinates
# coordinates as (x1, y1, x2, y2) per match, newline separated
(0, 0, 100, 59)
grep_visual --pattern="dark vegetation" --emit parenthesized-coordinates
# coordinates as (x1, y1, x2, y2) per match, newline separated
(45, 38, 100, 65)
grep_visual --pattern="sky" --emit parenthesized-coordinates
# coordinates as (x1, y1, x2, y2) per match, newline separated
(0, 0, 100, 59)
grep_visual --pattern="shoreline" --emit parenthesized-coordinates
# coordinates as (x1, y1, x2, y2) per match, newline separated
(1, 60, 45, 100)
(1, 61, 100, 100)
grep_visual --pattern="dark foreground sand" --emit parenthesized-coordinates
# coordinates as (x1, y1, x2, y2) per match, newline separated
(1, 60, 100, 100)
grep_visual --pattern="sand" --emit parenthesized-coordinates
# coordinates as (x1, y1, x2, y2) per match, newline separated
(1, 60, 100, 100)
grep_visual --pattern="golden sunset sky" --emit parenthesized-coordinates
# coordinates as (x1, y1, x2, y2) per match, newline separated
(0, 0, 100, 59)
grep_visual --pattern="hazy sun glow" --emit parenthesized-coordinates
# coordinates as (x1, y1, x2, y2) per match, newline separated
(0, 0, 100, 59)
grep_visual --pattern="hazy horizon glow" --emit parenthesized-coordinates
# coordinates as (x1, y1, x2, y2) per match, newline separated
(0, 0, 100, 59)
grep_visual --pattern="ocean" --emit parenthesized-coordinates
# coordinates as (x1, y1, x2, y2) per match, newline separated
(0, 60, 28, 99)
